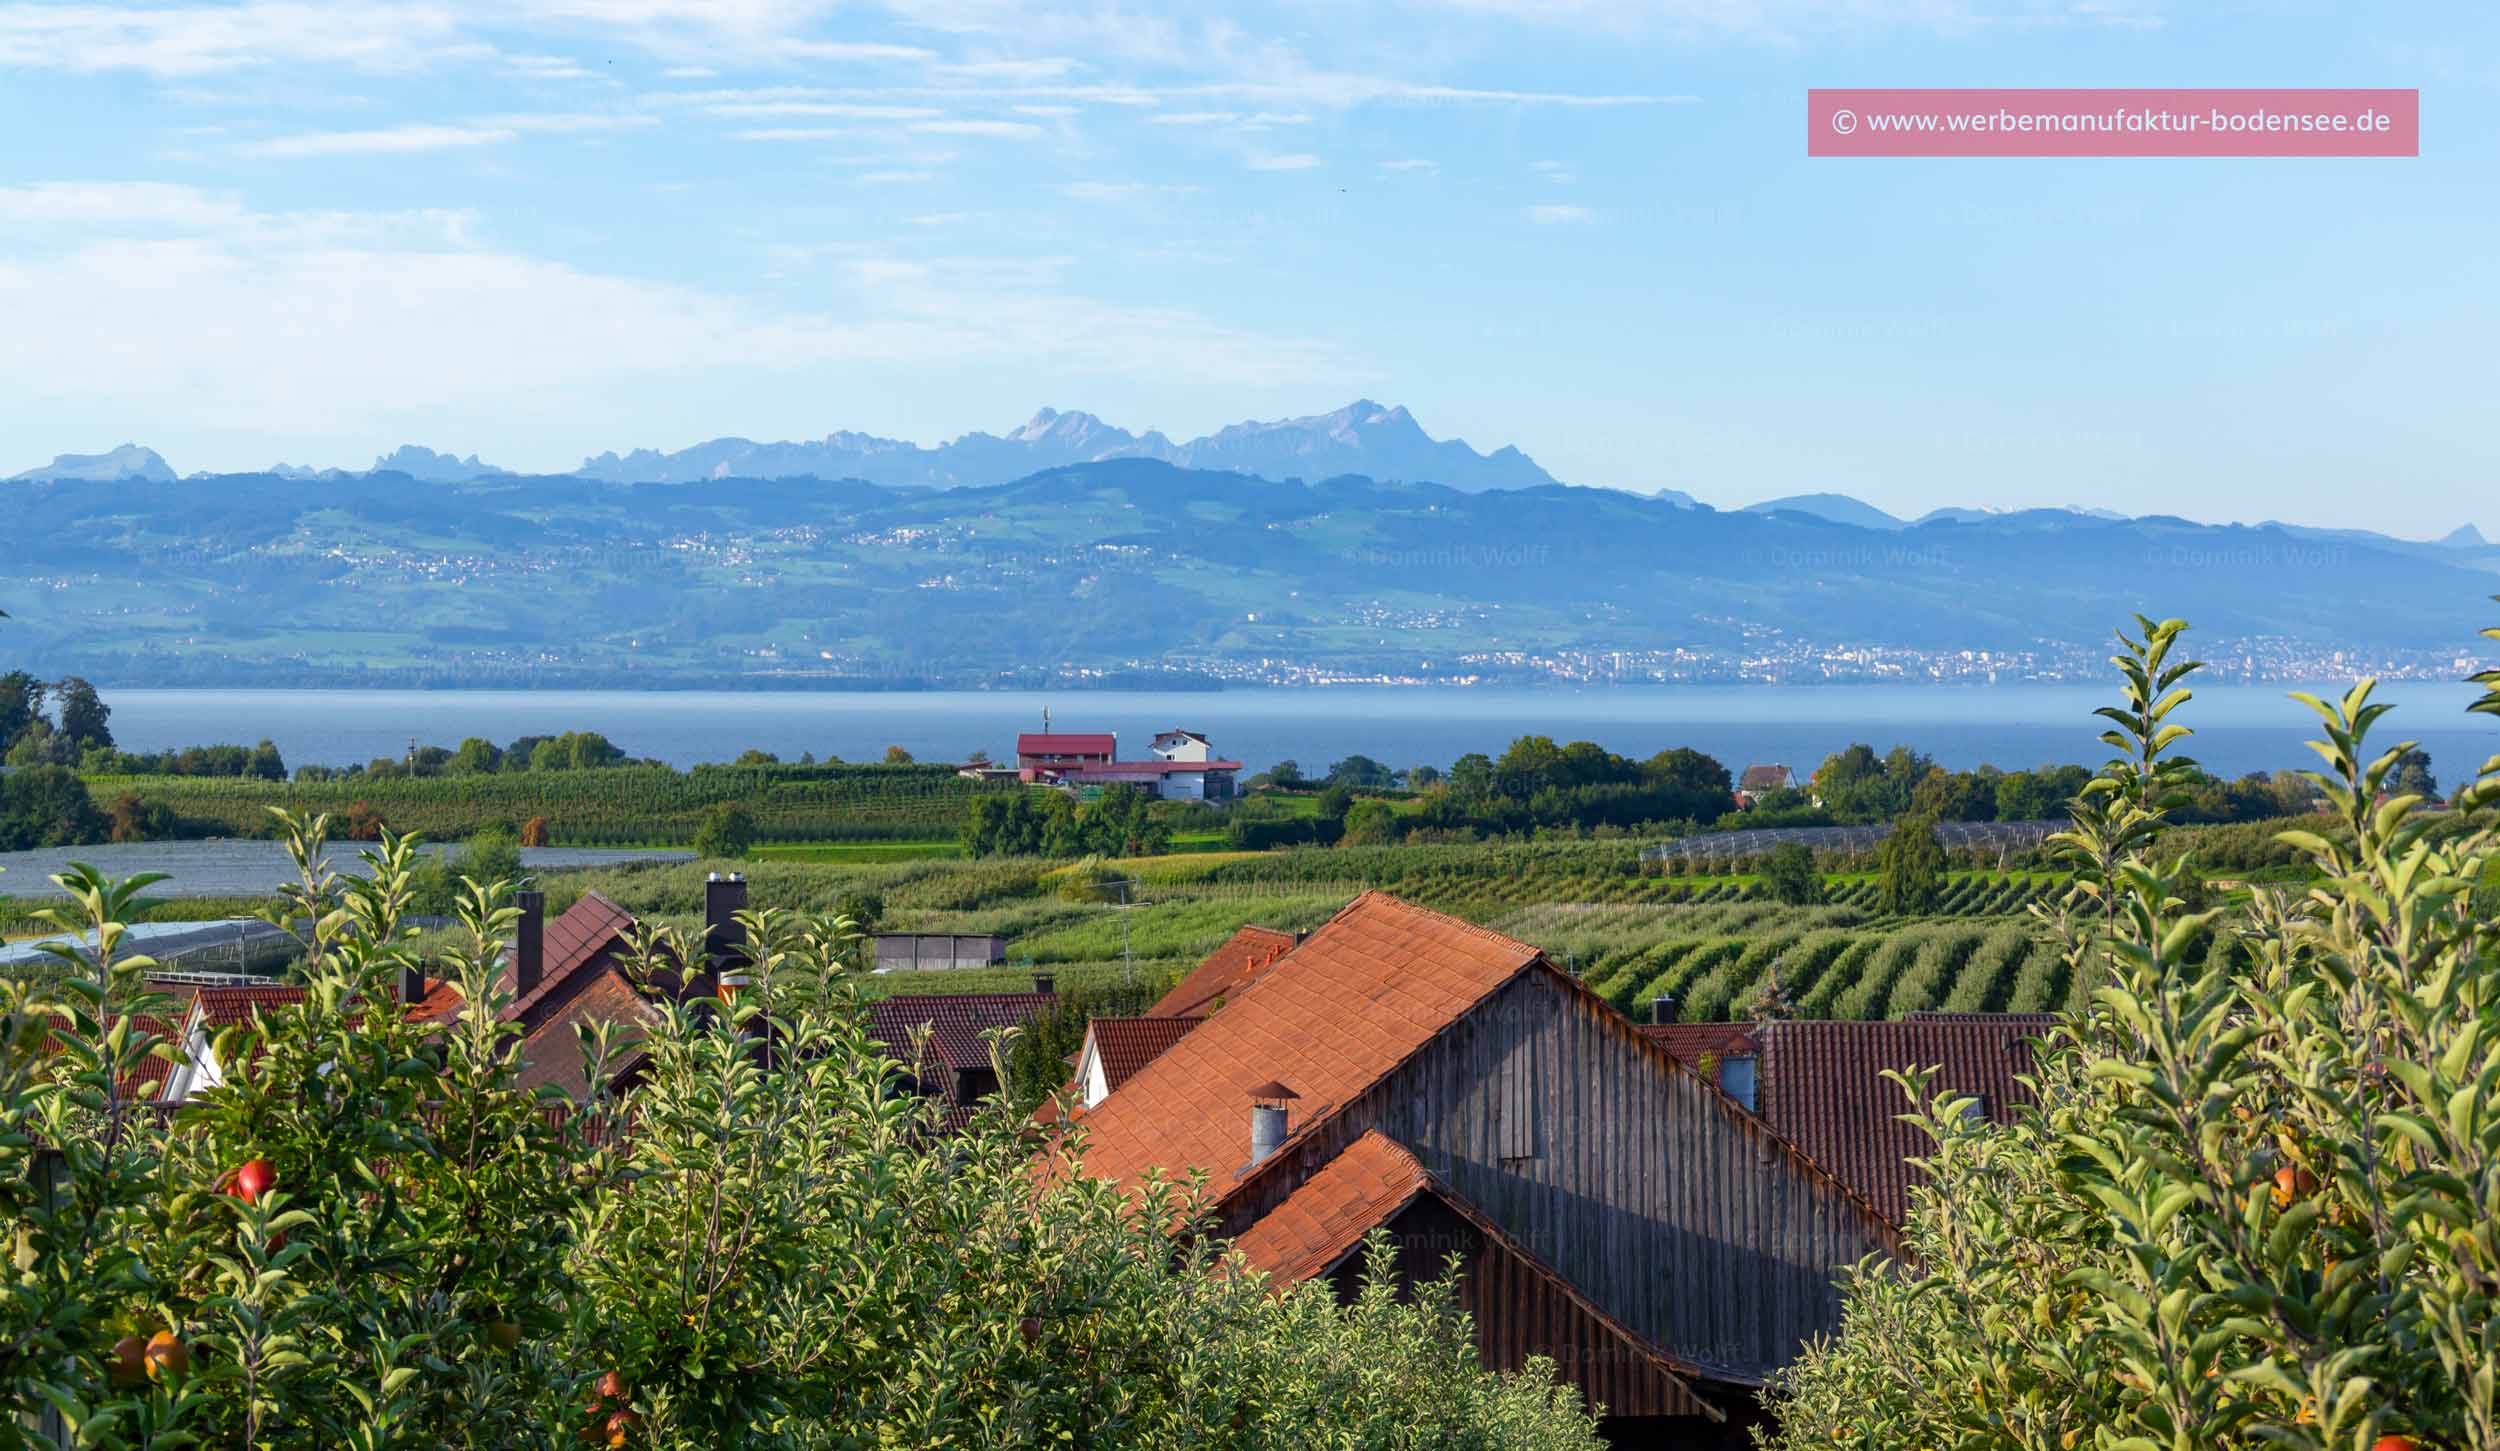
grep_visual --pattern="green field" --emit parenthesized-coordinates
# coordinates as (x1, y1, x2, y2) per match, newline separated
(517, 843, 2096, 1021)
(87, 762, 1006, 847)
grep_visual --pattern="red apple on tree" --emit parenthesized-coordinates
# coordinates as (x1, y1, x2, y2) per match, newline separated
(230, 1158, 276, 1204)
(110, 1334, 148, 1387)
(143, 1331, 189, 1380)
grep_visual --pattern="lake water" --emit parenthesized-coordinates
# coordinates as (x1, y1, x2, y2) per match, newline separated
(92, 682, 2499, 782)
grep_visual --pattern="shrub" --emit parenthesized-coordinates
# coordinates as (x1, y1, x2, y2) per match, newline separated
(693, 800, 756, 860)
(1764, 612, 2500, 1451)
(2, 817, 1608, 1449)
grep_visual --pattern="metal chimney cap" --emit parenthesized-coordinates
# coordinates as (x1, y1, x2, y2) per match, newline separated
(707, 871, 720, 882)
(1246, 1079, 1299, 1102)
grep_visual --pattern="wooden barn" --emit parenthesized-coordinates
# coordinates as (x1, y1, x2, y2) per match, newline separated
(1060, 892, 1898, 1439)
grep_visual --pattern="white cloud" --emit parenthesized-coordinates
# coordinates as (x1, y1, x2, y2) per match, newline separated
(907, 118, 1041, 137)
(0, 180, 249, 230)
(0, 195, 1340, 446)
(1149, 110, 1237, 126)
(248, 123, 519, 157)
(933, 57, 1076, 81)
(858, 169, 938, 183)
(1012, 103, 1077, 116)
(701, 99, 940, 117)
(245, 111, 651, 156)
(503, 51, 593, 79)
(1377, 158, 1438, 173)
(492, 110, 660, 132)
(1246, 153, 1321, 171)
(776, 39, 935, 61)
(0, 2, 476, 76)
(1524, 203, 1593, 224)
(662, 63, 715, 76)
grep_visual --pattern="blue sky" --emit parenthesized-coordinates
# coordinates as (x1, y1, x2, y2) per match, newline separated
(3, 1, 2493, 536)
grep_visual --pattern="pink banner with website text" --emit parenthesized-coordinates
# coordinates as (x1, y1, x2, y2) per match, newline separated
(1808, 88, 2417, 157)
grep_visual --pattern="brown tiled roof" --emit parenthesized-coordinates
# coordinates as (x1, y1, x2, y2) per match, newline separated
(1084, 1016, 1204, 1095)
(508, 893, 639, 1021)
(1230, 1128, 1431, 1283)
(1638, 1022, 1760, 1066)
(1738, 765, 1793, 791)
(867, 992, 1056, 1074)
(1754, 1015, 2055, 1224)
(1068, 893, 1545, 1197)
(1147, 924, 1298, 1019)
(514, 971, 656, 1097)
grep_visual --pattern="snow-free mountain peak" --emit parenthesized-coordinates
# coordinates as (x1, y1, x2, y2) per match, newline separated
(8, 444, 178, 484)
(1744, 493, 1906, 530)
(568, 400, 1561, 492)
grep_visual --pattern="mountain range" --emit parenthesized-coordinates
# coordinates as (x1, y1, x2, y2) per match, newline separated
(14, 405, 2482, 548)
(10, 400, 1592, 497)
(6, 456, 2495, 690)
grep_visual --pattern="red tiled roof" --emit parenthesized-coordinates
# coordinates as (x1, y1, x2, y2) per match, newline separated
(1230, 1128, 1431, 1283)
(191, 984, 310, 1032)
(1084, 1016, 1203, 1095)
(514, 971, 657, 1097)
(1148, 924, 1298, 1019)
(1755, 1015, 2055, 1224)
(1017, 733, 1116, 756)
(408, 977, 466, 1023)
(1638, 1022, 1760, 1066)
(868, 992, 1056, 1074)
(509, 893, 638, 1021)
(1069, 893, 1545, 1196)
(38, 1005, 190, 1097)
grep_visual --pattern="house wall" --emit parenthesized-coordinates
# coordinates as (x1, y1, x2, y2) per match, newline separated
(1322, 1195, 1711, 1419)
(1220, 968, 1888, 1381)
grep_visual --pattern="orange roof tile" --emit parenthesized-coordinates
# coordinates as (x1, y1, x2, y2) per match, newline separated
(191, 984, 310, 1032)
(1070, 892, 1544, 1196)
(1148, 925, 1297, 1018)
(1638, 1022, 1760, 1065)
(1230, 1128, 1431, 1282)
(1084, 1016, 1204, 1095)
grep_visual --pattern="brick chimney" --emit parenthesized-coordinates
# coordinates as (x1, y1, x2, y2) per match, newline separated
(1248, 1080, 1298, 1167)
(514, 889, 546, 998)
(699, 872, 748, 999)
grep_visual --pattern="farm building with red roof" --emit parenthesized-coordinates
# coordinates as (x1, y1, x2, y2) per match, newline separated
(1057, 891, 1898, 1435)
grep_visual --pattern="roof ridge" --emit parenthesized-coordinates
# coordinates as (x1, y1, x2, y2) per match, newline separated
(1332, 890, 1543, 964)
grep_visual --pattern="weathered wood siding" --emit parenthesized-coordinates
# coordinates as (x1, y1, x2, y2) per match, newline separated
(1323, 1196, 1710, 1418)
(1223, 967, 1887, 1381)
